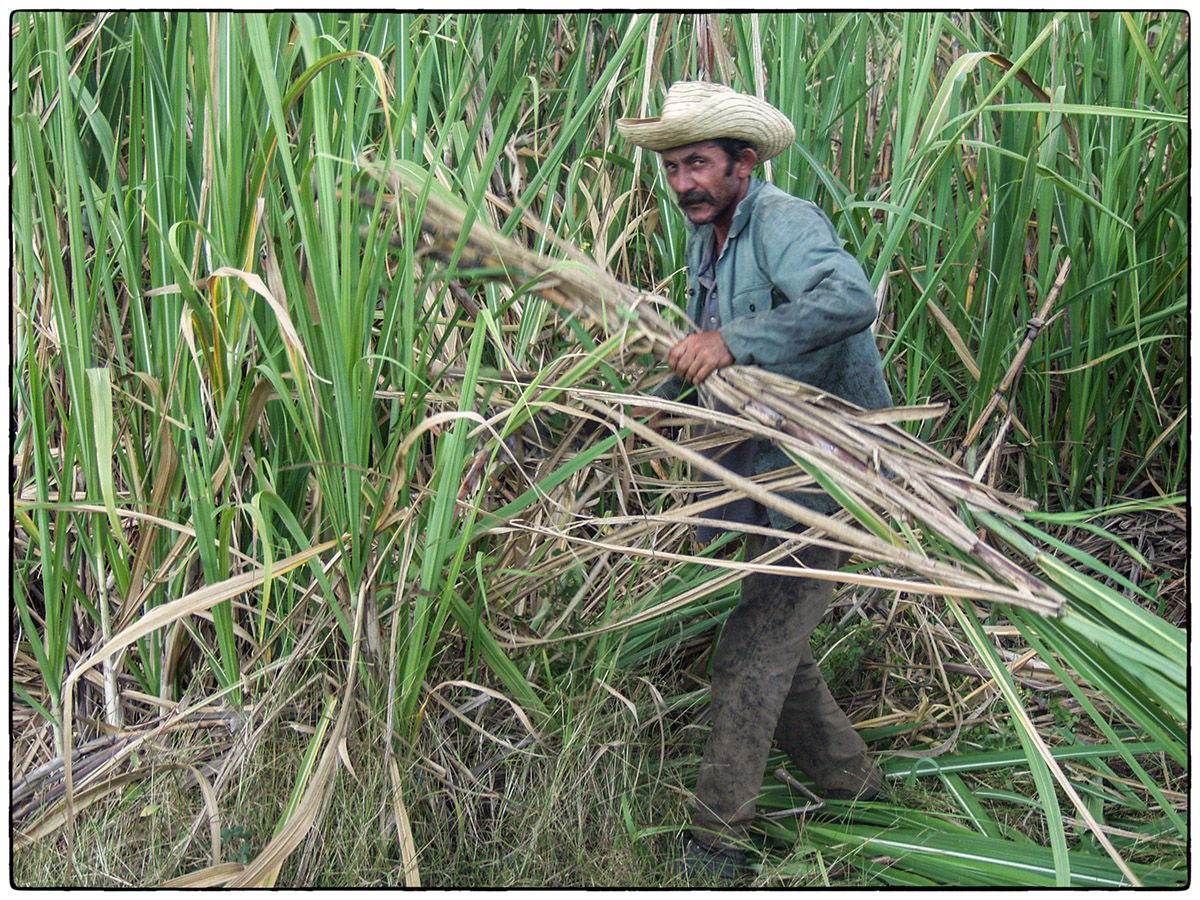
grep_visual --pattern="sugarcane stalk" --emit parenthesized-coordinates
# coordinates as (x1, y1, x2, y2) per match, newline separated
(360, 155, 1067, 617)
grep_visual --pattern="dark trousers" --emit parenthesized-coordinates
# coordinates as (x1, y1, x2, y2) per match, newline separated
(691, 533, 868, 844)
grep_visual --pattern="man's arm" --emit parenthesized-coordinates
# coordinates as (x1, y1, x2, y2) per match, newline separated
(719, 201, 877, 367)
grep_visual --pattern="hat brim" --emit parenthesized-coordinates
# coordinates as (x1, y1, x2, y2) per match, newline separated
(617, 94, 795, 161)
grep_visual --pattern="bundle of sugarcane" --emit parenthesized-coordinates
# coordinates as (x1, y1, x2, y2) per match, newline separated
(360, 154, 1065, 617)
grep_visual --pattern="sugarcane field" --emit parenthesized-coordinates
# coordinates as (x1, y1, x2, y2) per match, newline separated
(9, 11, 1189, 888)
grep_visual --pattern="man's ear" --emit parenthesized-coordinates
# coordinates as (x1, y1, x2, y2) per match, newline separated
(736, 147, 759, 177)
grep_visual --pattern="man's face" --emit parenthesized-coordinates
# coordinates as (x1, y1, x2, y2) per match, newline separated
(660, 140, 755, 227)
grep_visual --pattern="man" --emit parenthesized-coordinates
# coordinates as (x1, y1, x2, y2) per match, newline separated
(617, 82, 893, 878)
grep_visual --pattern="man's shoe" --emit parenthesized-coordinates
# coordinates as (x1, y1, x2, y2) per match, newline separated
(677, 833, 749, 882)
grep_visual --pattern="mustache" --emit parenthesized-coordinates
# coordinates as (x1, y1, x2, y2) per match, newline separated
(677, 190, 715, 208)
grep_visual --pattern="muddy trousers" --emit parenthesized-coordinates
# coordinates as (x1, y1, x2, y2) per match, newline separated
(691, 535, 868, 845)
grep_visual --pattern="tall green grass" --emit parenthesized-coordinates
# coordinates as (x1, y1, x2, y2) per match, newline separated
(11, 11, 1186, 887)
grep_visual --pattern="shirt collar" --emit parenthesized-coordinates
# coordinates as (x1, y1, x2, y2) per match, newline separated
(697, 235, 717, 285)
(727, 177, 765, 243)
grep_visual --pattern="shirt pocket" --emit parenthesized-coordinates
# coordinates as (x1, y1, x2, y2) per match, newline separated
(729, 282, 773, 317)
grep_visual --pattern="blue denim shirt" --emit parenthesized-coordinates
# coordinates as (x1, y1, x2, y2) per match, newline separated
(658, 178, 892, 532)
(693, 235, 770, 540)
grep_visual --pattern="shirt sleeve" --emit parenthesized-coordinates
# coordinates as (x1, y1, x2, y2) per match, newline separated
(718, 199, 878, 367)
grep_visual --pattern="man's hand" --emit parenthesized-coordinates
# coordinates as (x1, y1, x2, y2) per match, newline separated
(667, 331, 734, 385)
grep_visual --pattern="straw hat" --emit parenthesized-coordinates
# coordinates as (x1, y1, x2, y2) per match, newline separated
(617, 81, 795, 161)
